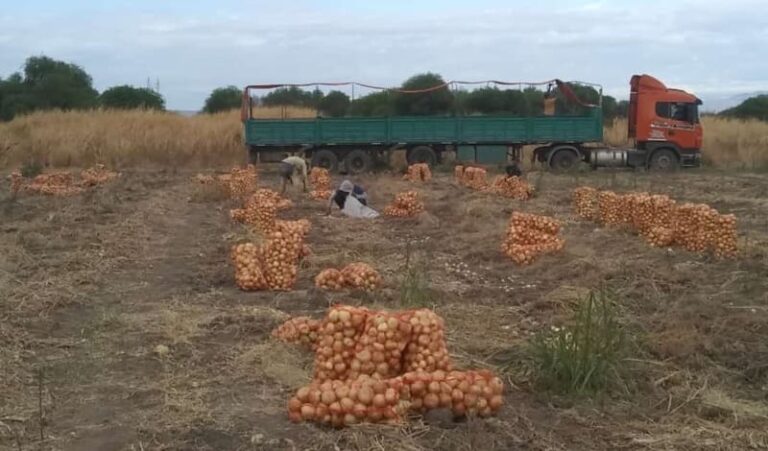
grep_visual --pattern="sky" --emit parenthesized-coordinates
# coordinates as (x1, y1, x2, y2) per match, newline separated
(1, 0, 767, 111)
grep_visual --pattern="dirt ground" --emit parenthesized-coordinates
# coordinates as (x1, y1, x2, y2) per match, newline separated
(2, 167, 767, 451)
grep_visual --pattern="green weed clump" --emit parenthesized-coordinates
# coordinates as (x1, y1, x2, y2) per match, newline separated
(530, 289, 627, 395)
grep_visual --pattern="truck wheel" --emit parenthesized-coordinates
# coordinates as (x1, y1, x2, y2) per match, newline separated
(344, 150, 372, 174)
(311, 149, 339, 173)
(648, 149, 679, 171)
(407, 146, 437, 167)
(549, 149, 579, 171)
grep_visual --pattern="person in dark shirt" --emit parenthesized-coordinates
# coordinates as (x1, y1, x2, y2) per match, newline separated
(326, 180, 368, 215)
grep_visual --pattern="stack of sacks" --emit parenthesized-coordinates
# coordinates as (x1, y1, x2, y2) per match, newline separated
(403, 163, 432, 182)
(501, 212, 565, 265)
(315, 263, 383, 292)
(490, 175, 534, 200)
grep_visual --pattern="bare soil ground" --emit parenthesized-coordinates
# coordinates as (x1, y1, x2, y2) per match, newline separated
(2, 168, 767, 450)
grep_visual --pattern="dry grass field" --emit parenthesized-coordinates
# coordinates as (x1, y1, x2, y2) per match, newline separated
(1, 109, 767, 170)
(1, 166, 767, 450)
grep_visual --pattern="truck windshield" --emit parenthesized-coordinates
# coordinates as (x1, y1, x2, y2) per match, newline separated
(656, 102, 699, 124)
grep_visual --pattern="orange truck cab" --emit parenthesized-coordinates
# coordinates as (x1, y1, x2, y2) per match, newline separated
(627, 74, 702, 169)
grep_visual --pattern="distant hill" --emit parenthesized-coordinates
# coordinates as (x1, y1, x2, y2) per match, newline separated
(701, 91, 768, 113)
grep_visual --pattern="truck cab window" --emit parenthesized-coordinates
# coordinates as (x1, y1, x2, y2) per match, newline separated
(656, 102, 698, 123)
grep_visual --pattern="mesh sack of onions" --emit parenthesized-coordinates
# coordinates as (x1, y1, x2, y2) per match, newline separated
(261, 220, 310, 290)
(310, 190, 332, 201)
(231, 242, 268, 291)
(9, 171, 23, 195)
(340, 262, 383, 291)
(597, 191, 632, 226)
(24, 172, 84, 196)
(272, 316, 321, 350)
(462, 167, 490, 190)
(315, 268, 345, 290)
(383, 191, 425, 218)
(501, 212, 565, 265)
(80, 164, 119, 187)
(403, 163, 432, 182)
(222, 165, 258, 200)
(572, 187, 599, 220)
(402, 309, 453, 373)
(348, 312, 412, 380)
(454, 165, 465, 183)
(313, 305, 369, 382)
(400, 369, 504, 418)
(309, 167, 332, 189)
(287, 375, 405, 427)
(490, 175, 533, 200)
(674, 203, 737, 257)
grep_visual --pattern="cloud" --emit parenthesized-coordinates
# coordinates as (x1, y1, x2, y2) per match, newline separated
(0, 0, 766, 110)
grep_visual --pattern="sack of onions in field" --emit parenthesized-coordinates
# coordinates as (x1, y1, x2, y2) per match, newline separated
(222, 165, 258, 200)
(501, 212, 565, 265)
(315, 268, 345, 290)
(348, 312, 412, 380)
(313, 305, 369, 382)
(400, 369, 504, 418)
(340, 262, 383, 291)
(272, 316, 321, 350)
(597, 190, 632, 226)
(261, 220, 310, 290)
(491, 175, 533, 200)
(79, 164, 119, 187)
(24, 172, 84, 196)
(309, 167, 331, 189)
(403, 163, 432, 182)
(572, 187, 599, 220)
(454, 165, 465, 183)
(287, 375, 405, 427)
(400, 369, 504, 417)
(9, 171, 23, 194)
(231, 242, 268, 291)
(462, 167, 489, 190)
(231, 189, 293, 233)
(673, 203, 737, 257)
(402, 309, 453, 373)
(383, 191, 425, 218)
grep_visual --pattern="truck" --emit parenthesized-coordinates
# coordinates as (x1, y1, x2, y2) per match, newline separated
(240, 74, 702, 172)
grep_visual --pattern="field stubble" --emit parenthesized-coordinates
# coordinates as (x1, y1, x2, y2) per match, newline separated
(1, 167, 767, 450)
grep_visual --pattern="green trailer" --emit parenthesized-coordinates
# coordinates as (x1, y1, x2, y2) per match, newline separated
(242, 82, 604, 173)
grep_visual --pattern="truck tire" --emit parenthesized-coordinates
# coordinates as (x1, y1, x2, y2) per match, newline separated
(344, 149, 373, 174)
(407, 146, 437, 167)
(311, 149, 339, 173)
(648, 149, 679, 171)
(549, 148, 579, 171)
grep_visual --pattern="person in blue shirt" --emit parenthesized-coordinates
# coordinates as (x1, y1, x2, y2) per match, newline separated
(326, 180, 368, 215)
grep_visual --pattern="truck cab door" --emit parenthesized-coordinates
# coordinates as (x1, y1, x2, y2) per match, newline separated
(652, 101, 700, 149)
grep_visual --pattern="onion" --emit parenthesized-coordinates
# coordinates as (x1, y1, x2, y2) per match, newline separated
(300, 404, 316, 420)
(340, 397, 355, 413)
(489, 395, 503, 411)
(424, 393, 440, 409)
(372, 394, 387, 408)
(358, 386, 373, 405)
(353, 403, 367, 418)
(287, 397, 301, 412)
(321, 390, 336, 405)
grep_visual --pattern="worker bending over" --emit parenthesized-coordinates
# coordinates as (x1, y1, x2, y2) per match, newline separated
(279, 155, 308, 193)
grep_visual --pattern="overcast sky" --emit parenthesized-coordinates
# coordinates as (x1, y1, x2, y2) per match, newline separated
(1, 0, 767, 111)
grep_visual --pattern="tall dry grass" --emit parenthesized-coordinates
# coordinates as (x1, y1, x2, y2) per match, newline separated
(1, 108, 765, 169)
(605, 117, 768, 169)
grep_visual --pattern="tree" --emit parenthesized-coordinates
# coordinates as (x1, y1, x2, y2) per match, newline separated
(616, 100, 629, 118)
(393, 73, 454, 116)
(720, 95, 768, 121)
(318, 90, 350, 117)
(100, 85, 165, 110)
(0, 55, 99, 121)
(202, 86, 242, 114)
(262, 86, 316, 108)
(348, 91, 392, 116)
(602, 95, 618, 123)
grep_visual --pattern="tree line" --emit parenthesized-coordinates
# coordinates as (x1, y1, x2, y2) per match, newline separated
(2, 55, 767, 122)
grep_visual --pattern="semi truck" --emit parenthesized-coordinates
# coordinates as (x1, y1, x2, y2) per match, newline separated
(240, 74, 702, 172)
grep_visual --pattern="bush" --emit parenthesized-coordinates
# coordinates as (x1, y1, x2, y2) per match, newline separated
(530, 289, 627, 395)
(318, 90, 350, 117)
(202, 86, 242, 114)
(100, 86, 165, 110)
(393, 73, 454, 116)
